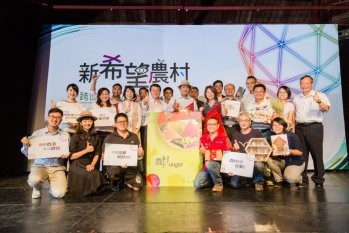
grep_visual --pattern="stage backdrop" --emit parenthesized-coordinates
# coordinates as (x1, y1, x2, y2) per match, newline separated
(31, 24, 347, 170)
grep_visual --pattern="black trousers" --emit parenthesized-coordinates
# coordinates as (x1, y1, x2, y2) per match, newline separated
(295, 122, 325, 184)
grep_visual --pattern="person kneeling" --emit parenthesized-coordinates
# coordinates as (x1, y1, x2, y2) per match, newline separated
(194, 117, 233, 192)
(103, 113, 144, 192)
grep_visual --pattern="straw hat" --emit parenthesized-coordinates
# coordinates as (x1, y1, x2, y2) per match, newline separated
(76, 111, 97, 122)
(178, 79, 191, 88)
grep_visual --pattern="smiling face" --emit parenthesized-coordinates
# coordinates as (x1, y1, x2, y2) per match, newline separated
(214, 82, 223, 95)
(112, 85, 122, 98)
(272, 121, 285, 134)
(139, 89, 148, 100)
(115, 116, 128, 133)
(99, 90, 110, 104)
(206, 118, 219, 134)
(246, 78, 256, 92)
(47, 112, 63, 128)
(238, 114, 251, 131)
(190, 88, 199, 99)
(300, 76, 313, 95)
(205, 88, 215, 101)
(125, 88, 135, 101)
(67, 86, 78, 101)
(224, 84, 235, 98)
(253, 86, 265, 102)
(179, 85, 190, 97)
(80, 118, 94, 132)
(150, 86, 161, 100)
(277, 87, 289, 101)
(163, 89, 173, 101)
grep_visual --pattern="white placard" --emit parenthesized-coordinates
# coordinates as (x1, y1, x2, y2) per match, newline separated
(103, 143, 138, 166)
(220, 151, 255, 178)
(28, 134, 70, 159)
(271, 134, 290, 156)
(90, 108, 116, 127)
(60, 106, 85, 124)
(224, 100, 241, 117)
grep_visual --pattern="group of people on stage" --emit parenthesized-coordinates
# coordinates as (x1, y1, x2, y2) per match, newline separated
(20, 74, 330, 198)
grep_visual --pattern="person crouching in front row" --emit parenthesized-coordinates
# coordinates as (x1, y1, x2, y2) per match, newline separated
(194, 117, 234, 192)
(102, 113, 144, 192)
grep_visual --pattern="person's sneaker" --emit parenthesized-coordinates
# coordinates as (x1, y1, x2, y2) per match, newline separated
(265, 180, 274, 186)
(212, 184, 223, 192)
(255, 183, 264, 191)
(111, 180, 123, 192)
(126, 183, 140, 192)
(274, 181, 284, 188)
(31, 187, 41, 199)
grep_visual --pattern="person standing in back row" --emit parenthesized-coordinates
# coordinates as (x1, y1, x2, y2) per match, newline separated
(293, 75, 330, 188)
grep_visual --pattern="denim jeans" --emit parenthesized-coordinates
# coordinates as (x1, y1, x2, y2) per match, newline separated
(194, 160, 222, 189)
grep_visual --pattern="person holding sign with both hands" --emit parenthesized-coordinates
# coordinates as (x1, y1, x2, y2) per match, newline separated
(102, 113, 144, 192)
(20, 108, 70, 199)
(266, 117, 305, 188)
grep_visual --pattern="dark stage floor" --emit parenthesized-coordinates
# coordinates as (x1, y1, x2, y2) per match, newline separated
(0, 171, 349, 233)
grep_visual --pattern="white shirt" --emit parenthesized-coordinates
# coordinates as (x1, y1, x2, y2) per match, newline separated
(283, 101, 295, 120)
(118, 101, 142, 132)
(241, 93, 255, 112)
(141, 99, 168, 125)
(90, 103, 115, 133)
(166, 95, 198, 112)
(242, 92, 270, 112)
(246, 99, 274, 123)
(56, 100, 86, 133)
(293, 90, 330, 123)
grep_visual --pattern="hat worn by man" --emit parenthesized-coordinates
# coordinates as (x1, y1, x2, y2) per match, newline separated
(178, 79, 191, 88)
(76, 111, 97, 122)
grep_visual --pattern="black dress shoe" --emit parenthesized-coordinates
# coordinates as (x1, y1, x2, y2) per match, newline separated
(315, 183, 324, 188)
(111, 179, 124, 192)
(296, 182, 306, 188)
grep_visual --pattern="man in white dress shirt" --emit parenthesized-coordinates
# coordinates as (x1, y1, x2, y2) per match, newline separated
(167, 80, 198, 112)
(241, 76, 257, 111)
(293, 75, 330, 188)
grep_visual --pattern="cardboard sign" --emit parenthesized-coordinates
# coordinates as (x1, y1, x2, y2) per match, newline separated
(271, 134, 290, 156)
(28, 134, 69, 159)
(103, 143, 138, 166)
(220, 151, 255, 178)
(90, 108, 116, 127)
(60, 105, 85, 124)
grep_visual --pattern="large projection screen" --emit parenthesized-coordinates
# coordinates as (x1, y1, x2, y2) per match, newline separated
(31, 24, 347, 170)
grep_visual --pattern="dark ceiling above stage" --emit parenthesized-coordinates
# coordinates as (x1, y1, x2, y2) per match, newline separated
(30, 0, 349, 28)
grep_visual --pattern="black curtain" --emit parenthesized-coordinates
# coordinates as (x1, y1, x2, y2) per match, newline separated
(1, 2, 44, 177)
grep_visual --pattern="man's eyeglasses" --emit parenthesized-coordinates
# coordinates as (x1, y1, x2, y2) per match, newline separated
(116, 120, 128, 124)
(49, 115, 62, 120)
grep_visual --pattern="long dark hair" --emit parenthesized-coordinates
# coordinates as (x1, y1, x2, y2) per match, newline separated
(76, 120, 97, 141)
(96, 87, 112, 107)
